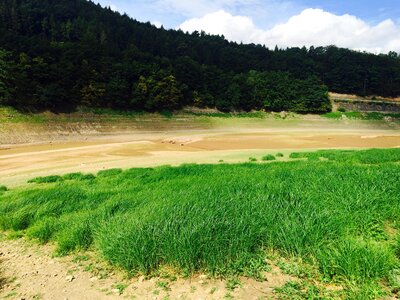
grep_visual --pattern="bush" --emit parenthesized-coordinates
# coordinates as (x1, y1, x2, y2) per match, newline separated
(262, 154, 276, 161)
(249, 157, 257, 162)
(0, 186, 7, 192)
(338, 107, 346, 112)
(276, 153, 284, 158)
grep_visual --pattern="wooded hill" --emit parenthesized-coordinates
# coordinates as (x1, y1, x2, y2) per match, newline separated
(0, 0, 399, 113)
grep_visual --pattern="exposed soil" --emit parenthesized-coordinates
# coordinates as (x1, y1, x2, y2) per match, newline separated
(0, 237, 291, 300)
(1, 121, 400, 188)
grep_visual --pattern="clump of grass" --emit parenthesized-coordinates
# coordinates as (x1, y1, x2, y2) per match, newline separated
(1, 148, 399, 298)
(97, 169, 122, 177)
(318, 238, 397, 282)
(28, 175, 63, 184)
(262, 154, 276, 161)
(0, 186, 7, 192)
(63, 173, 85, 180)
(225, 277, 241, 291)
(276, 153, 284, 158)
(63, 173, 95, 181)
(249, 157, 257, 162)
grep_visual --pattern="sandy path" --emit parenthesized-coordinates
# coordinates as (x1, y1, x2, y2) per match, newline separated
(0, 237, 291, 300)
(1, 126, 400, 188)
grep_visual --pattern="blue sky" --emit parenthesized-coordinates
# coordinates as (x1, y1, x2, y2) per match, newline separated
(95, 0, 400, 27)
(95, 0, 400, 53)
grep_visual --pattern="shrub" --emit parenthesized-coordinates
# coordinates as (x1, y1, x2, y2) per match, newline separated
(276, 153, 284, 158)
(249, 157, 257, 162)
(338, 107, 346, 112)
(0, 186, 7, 192)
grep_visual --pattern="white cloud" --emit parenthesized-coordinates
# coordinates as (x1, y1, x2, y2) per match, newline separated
(180, 10, 259, 43)
(179, 8, 400, 53)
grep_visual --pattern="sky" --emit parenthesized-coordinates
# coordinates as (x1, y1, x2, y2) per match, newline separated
(95, 0, 400, 53)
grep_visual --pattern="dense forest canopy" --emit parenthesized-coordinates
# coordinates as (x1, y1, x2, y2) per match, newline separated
(0, 0, 399, 112)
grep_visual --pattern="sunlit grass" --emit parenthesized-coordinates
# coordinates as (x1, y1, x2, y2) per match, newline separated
(0, 148, 399, 298)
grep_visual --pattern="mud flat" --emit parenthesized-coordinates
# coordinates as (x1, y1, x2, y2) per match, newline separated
(1, 115, 399, 188)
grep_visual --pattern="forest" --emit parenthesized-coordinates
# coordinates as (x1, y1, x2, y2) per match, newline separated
(0, 0, 399, 112)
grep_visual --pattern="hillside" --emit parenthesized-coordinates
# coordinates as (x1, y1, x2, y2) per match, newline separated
(0, 0, 399, 113)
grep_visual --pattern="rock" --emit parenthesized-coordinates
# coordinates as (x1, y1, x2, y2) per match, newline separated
(65, 275, 75, 282)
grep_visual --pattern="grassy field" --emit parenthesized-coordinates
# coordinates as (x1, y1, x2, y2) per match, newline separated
(1, 148, 400, 298)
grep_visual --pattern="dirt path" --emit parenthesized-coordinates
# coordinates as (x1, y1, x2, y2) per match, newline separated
(0, 237, 291, 300)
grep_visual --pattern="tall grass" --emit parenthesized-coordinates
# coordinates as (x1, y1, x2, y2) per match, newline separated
(0, 148, 399, 295)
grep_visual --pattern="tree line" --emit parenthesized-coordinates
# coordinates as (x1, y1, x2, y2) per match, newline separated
(0, 0, 399, 113)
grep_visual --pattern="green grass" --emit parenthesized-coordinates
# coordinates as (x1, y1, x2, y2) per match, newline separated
(289, 148, 400, 164)
(186, 111, 266, 118)
(27, 175, 63, 184)
(262, 154, 276, 161)
(28, 173, 96, 184)
(1, 148, 400, 298)
(322, 111, 400, 120)
(0, 186, 7, 192)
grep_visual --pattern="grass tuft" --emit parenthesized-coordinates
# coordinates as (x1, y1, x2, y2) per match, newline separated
(28, 175, 63, 184)
(97, 169, 122, 177)
(262, 154, 276, 161)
